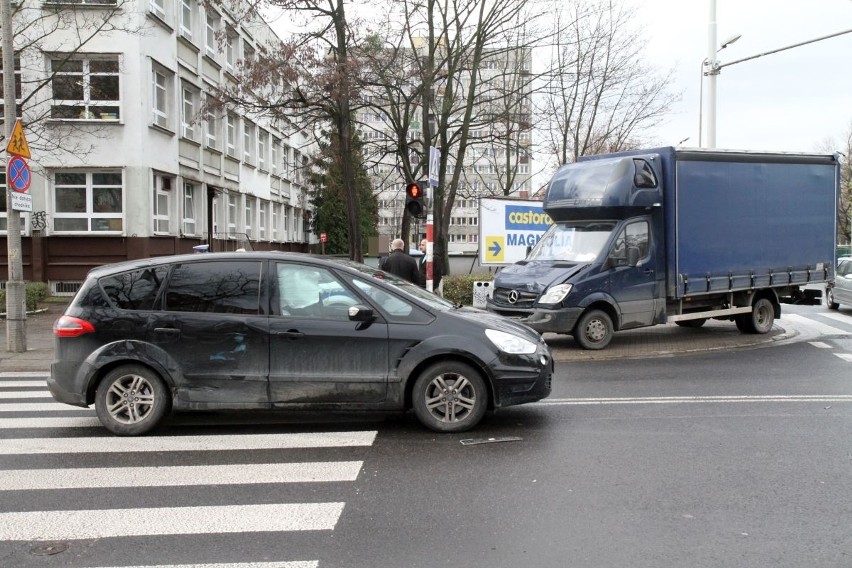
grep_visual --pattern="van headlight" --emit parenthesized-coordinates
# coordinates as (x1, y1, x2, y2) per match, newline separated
(538, 283, 573, 305)
(485, 329, 537, 354)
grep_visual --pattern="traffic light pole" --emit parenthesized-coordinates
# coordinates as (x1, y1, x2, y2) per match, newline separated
(425, 214, 434, 293)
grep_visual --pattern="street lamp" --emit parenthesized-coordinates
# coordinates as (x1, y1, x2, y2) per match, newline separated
(702, 0, 852, 148)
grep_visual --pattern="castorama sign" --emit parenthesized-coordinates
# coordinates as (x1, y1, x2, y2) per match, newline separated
(479, 197, 552, 265)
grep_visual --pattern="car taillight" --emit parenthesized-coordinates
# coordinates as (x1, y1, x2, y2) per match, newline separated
(53, 316, 95, 338)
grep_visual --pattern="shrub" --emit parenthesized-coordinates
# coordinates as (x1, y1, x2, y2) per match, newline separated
(441, 273, 495, 306)
(0, 282, 49, 312)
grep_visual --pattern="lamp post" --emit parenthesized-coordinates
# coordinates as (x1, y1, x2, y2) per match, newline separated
(698, 31, 740, 147)
(702, 0, 852, 148)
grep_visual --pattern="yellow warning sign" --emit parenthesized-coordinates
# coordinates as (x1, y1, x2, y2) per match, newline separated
(6, 119, 31, 159)
(484, 235, 505, 262)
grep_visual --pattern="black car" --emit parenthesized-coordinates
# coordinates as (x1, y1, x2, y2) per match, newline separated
(49, 252, 552, 435)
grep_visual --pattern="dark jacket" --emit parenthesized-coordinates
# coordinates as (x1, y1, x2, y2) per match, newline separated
(419, 254, 442, 289)
(381, 249, 420, 284)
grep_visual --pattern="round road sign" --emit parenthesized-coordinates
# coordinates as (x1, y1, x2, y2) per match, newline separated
(8, 156, 31, 193)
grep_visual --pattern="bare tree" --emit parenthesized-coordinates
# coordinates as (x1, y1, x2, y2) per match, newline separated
(205, 0, 368, 260)
(818, 122, 852, 246)
(1, 0, 145, 163)
(539, 0, 677, 169)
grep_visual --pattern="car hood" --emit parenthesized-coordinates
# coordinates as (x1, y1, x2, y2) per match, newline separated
(450, 306, 543, 343)
(494, 260, 586, 292)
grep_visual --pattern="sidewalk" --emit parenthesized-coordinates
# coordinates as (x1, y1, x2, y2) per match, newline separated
(0, 300, 791, 373)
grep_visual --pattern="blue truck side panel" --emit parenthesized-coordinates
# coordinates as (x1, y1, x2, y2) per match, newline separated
(665, 151, 837, 298)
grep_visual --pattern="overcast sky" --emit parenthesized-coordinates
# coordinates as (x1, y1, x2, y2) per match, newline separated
(638, 0, 852, 153)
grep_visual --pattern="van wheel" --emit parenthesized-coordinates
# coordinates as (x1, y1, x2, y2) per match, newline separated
(574, 309, 613, 350)
(412, 361, 488, 433)
(95, 365, 171, 436)
(826, 288, 839, 310)
(675, 318, 706, 328)
(737, 298, 775, 334)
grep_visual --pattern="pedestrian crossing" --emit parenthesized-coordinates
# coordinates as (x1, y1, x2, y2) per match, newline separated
(0, 373, 375, 567)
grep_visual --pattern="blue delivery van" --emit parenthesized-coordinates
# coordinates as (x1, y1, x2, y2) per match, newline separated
(486, 147, 839, 349)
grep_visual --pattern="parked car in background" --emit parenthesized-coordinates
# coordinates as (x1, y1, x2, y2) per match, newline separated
(827, 256, 852, 309)
(48, 252, 552, 435)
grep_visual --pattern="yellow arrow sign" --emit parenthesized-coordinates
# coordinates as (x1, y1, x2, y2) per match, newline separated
(6, 119, 31, 159)
(485, 235, 505, 262)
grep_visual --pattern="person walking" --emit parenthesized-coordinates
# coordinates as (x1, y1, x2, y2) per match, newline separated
(418, 238, 442, 290)
(381, 238, 420, 284)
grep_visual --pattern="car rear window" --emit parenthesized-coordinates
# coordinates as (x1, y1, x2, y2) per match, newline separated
(100, 266, 169, 311)
(164, 260, 263, 314)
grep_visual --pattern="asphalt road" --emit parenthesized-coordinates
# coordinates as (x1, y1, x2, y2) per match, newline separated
(1, 304, 851, 567)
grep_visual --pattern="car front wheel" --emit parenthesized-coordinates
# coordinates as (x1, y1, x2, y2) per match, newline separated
(412, 361, 488, 433)
(826, 287, 839, 310)
(95, 364, 171, 436)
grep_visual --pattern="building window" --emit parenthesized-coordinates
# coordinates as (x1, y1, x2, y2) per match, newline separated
(182, 182, 198, 236)
(53, 171, 123, 233)
(181, 82, 199, 140)
(180, 0, 193, 40)
(151, 64, 173, 129)
(271, 203, 279, 241)
(224, 26, 237, 72)
(152, 173, 172, 234)
(227, 194, 237, 235)
(225, 112, 237, 158)
(271, 137, 280, 176)
(257, 129, 268, 171)
(212, 192, 219, 234)
(0, 56, 22, 120)
(204, 97, 219, 150)
(242, 42, 255, 64)
(50, 55, 120, 120)
(244, 197, 255, 239)
(258, 201, 267, 240)
(149, 0, 166, 19)
(243, 119, 255, 164)
(205, 10, 220, 58)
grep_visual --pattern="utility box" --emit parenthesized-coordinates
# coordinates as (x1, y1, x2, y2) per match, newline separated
(472, 281, 493, 308)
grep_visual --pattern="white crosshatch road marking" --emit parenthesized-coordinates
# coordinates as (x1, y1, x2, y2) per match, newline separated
(0, 502, 345, 540)
(536, 395, 852, 406)
(0, 390, 51, 398)
(781, 314, 852, 336)
(0, 402, 72, 412)
(0, 416, 102, 429)
(834, 353, 852, 362)
(0, 431, 378, 454)
(0, 380, 46, 388)
(89, 563, 318, 568)
(0, 462, 364, 490)
(808, 341, 832, 349)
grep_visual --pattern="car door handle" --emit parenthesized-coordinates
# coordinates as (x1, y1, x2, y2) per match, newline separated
(643, 269, 654, 275)
(153, 327, 181, 337)
(274, 330, 304, 339)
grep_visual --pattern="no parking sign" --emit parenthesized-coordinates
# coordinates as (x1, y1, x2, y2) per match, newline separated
(7, 155, 33, 211)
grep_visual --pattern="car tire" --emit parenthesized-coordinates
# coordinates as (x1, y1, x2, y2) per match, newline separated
(826, 287, 839, 310)
(95, 364, 171, 436)
(412, 361, 488, 433)
(675, 318, 707, 328)
(574, 309, 614, 350)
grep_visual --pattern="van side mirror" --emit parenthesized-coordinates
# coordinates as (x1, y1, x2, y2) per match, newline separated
(627, 247, 640, 267)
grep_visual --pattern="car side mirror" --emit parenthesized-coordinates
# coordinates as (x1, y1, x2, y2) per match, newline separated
(627, 247, 640, 267)
(348, 305, 375, 322)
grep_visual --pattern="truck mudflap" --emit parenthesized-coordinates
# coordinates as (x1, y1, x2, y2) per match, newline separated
(525, 307, 584, 334)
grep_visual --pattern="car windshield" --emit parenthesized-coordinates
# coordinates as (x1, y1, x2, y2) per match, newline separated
(526, 221, 616, 262)
(331, 258, 457, 310)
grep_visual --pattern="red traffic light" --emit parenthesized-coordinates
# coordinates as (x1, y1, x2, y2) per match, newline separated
(406, 183, 422, 198)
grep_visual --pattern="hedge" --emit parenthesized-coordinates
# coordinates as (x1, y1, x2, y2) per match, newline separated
(0, 282, 49, 312)
(441, 273, 495, 306)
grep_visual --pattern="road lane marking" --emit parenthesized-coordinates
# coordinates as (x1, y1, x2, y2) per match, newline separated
(0, 381, 46, 388)
(0, 372, 48, 378)
(90, 563, 318, 568)
(0, 431, 378, 455)
(820, 312, 852, 325)
(834, 353, 852, 362)
(0, 391, 51, 399)
(0, 416, 101, 429)
(781, 314, 852, 336)
(0, 462, 364, 490)
(809, 341, 832, 349)
(0, 402, 72, 412)
(536, 395, 852, 406)
(0, 503, 345, 540)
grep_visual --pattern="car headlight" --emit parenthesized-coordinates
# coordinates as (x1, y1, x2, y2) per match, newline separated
(485, 329, 537, 354)
(538, 283, 573, 305)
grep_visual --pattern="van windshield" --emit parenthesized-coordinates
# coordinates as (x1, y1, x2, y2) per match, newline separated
(527, 221, 616, 262)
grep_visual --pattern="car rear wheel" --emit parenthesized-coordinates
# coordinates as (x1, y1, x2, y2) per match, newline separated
(95, 364, 171, 436)
(574, 309, 613, 350)
(412, 361, 488, 433)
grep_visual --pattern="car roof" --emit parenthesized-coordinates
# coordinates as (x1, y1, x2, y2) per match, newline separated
(85, 251, 356, 278)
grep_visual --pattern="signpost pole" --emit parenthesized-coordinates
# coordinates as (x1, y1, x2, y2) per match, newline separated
(426, 146, 440, 294)
(2, 0, 27, 352)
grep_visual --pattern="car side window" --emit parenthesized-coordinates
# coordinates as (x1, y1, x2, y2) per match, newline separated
(609, 221, 649, 265)
(839, 260, 851, 277)
(164, 260, 262, 314)
(352, 277, 413, 317)
(276, 263, 357, 320)
(100, 266, 168, 310)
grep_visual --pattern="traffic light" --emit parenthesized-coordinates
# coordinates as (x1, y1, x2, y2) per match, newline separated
(405, 181, 427, 219)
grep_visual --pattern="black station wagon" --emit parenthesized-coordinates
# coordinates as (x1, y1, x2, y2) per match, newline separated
(48, 252, 553, 435)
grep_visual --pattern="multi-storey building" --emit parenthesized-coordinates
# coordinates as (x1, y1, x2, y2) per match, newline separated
(1, 0, 315, 295)
(363, 43, 533, 255)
